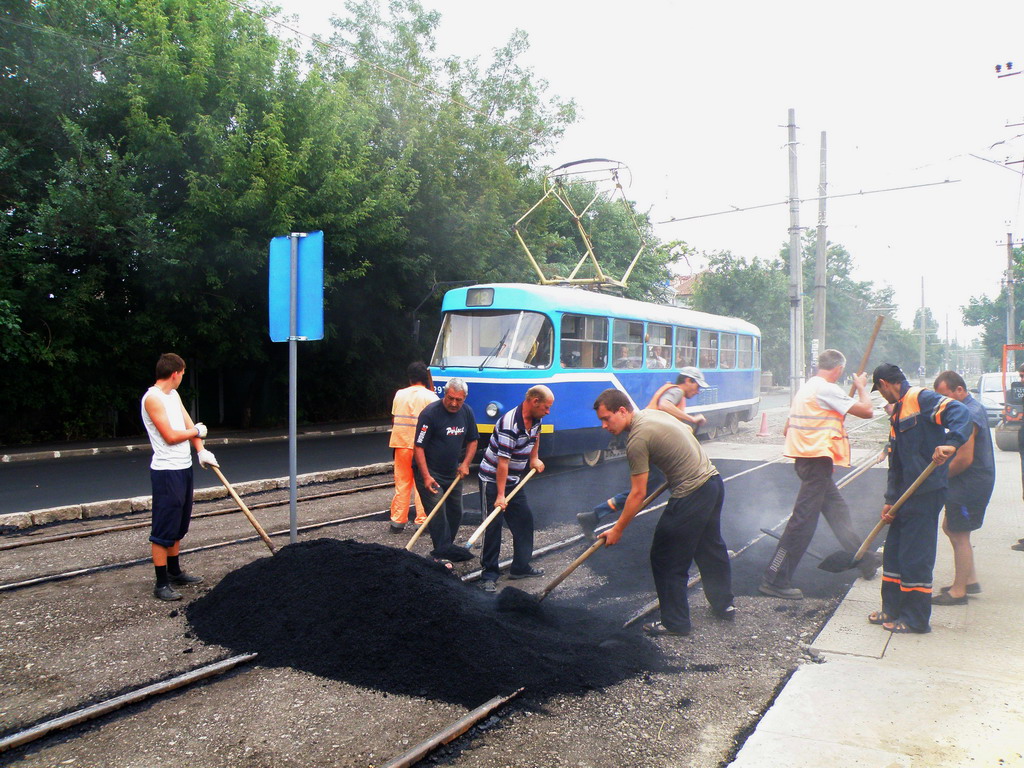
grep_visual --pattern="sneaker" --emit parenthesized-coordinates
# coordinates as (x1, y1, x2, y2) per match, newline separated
(154, 585, 183, 601)
(508, 567, 545, 580)
(169, 572, 204, 585)
(389, 523, 406, 534)
(1012, 542, 1024, 552)
(758, 582, 803, 600)
(480, 580, 497, 593)
(713, 605, 737, 621)
(576, 511, 599, 541)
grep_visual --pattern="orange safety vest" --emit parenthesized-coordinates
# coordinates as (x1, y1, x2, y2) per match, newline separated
(389, 384, 438, 449)
(647, 382, 680, 410)
(783, 376, 851, 467)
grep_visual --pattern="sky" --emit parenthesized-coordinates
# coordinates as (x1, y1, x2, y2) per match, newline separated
(269, 0, 1024, 345)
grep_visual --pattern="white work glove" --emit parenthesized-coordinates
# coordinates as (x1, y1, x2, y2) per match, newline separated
(194, 422, 208, 439)
(197, 449, 219, 469)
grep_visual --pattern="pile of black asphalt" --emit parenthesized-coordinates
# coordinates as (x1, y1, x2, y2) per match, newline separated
(186, 538, 666, 708)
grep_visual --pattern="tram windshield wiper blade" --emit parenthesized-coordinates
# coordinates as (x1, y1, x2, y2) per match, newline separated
(479, 330, 510, 371)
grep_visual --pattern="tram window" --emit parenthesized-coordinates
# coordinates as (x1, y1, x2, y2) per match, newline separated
(560, 314, 608, 369)
(753, 337, 761, 369)
(674, 327, 697, 368)
(431, 310, 553, 369)
(699, 331, 719, 369)
(613, 319, 644, 369)
(720, 334, 737, 369)
(738, 335, 754, 368)
(647, 324, 672, 369)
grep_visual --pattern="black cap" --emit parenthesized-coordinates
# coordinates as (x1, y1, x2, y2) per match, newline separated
(871, 363, 906, 391)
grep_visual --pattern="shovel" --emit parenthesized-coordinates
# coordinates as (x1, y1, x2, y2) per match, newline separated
(817, 459, 938, 573)
(405, 475, 463, 551)
(497, 481, 669, 614)
(463, 468, 537, 548)
(210, 465, 276, 555)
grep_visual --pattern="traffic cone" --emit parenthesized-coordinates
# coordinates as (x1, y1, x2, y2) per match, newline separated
(756, 411, 771, 437)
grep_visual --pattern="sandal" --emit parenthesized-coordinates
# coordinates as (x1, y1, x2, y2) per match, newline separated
(867, 611, 893, 626)
(642, 621, 689, 637)
(882, 620, 930, 634)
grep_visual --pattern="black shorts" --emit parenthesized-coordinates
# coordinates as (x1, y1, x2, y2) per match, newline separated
(150, 467, 194, 546)
(944, 502, 986, 533)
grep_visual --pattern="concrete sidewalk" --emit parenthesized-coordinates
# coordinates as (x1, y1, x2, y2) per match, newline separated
(729, 445, 1024, 767)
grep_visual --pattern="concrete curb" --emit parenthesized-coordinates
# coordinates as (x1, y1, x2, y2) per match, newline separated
(0, 424, 392, 464)
(0, 461, 394, 531)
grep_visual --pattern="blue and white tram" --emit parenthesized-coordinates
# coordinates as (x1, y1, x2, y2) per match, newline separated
(429, 283, 761, 461)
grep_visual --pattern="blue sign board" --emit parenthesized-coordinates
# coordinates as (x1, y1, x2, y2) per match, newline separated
(268, 231, 324, 342)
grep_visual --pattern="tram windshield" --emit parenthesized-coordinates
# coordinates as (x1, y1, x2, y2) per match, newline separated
(432, 310, 553, 369)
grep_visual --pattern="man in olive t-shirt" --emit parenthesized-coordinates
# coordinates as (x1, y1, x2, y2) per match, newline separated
(593, 388, 734, 637)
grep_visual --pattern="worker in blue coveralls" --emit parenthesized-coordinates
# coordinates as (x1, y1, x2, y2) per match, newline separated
(867, 363, 971, 635)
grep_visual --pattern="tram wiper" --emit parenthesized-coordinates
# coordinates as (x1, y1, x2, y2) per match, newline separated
(479, 330, 510, 371)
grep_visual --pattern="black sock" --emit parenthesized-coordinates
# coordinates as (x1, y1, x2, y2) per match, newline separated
(155, 565, 169, 587)
(167, 555, 181, 576)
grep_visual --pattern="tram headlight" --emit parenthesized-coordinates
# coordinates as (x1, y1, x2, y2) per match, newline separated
(485, 401, 503, 419)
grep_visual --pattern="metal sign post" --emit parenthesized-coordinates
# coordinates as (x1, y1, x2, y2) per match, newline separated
(269, 231, 324, 544)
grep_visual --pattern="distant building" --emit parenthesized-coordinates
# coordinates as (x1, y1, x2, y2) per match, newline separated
(667, 273, 701, 308)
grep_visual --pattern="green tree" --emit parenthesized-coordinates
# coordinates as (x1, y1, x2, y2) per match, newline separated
(962, 243, 1022, 369)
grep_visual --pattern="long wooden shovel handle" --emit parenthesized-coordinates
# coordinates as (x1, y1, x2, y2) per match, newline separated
(539, 481, 670, 601)
(211, 465, 276, 555)
(464, 468, 537, 548)
(849, 314, 885, 396)
(853, 459, 938, 562)
(406, 475, 462, 551)
(540, 539, 604, 600)
(835, 447, 888, 491)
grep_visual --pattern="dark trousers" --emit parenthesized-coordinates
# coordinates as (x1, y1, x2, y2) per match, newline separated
(481, 481, 535, 581)
(149, 467, 194, 547)
(650, 474, 733, 633)
(763, 457, 861, 587)
(414, 472, 464, 554)
(881, 489, 944, 631)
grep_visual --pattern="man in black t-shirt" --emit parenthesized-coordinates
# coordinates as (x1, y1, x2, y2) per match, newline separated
(414, 378, 479, 556)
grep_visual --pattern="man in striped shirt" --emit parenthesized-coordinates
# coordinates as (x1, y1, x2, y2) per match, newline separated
(477, 385, 554, 592)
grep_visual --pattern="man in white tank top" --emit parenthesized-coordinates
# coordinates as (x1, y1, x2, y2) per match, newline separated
(141, 353, 218, 601)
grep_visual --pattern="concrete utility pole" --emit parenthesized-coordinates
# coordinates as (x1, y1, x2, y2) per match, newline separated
(1008, 232, 1016, 368)
(787, 108, 805, 398)
(919, 277, 927, 385)
(812, 131, 828, 360)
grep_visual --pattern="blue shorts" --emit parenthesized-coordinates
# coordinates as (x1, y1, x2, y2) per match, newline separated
(944, 502, 985, 533)
(150, 467, 194, 546)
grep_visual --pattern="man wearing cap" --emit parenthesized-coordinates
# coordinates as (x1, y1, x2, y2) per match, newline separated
(869, 363, 971, 634)
(577, 367, 708, 539)
(759, 349, 876, 599)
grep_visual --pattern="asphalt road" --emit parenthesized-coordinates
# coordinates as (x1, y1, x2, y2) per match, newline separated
(0, 432, 395, 515)
(4, 392, 794, 516)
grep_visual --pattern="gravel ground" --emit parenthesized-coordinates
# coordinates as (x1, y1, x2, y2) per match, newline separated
(0, 409, 892, 768)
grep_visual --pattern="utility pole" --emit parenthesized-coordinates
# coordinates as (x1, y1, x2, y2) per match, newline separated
(1008, 232, 1016, 371)
(812, 131, 828, 361)
(919, 277, 927, 385)
(787, 108, 805, 398)
(997, 232, 1021, 371)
